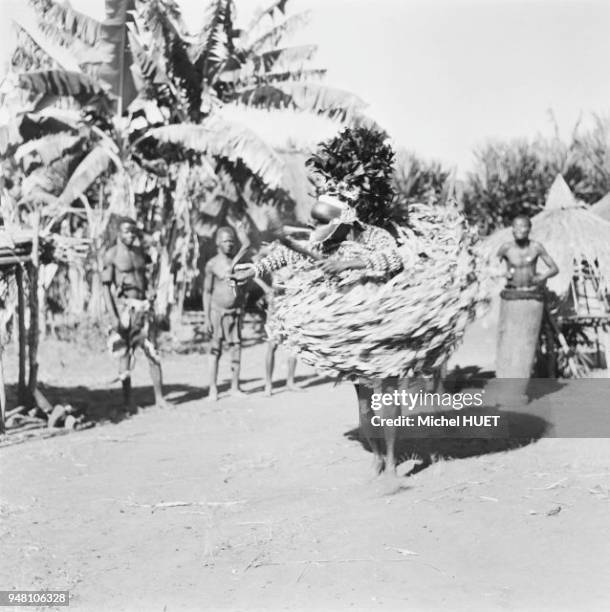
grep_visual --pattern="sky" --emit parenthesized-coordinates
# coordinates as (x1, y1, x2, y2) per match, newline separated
(1, 0, 609, 175)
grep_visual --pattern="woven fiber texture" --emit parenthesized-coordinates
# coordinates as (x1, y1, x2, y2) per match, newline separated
(266, 204, 490, 378)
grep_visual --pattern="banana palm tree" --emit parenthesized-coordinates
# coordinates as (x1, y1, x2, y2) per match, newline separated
(3, 0, 373, 320)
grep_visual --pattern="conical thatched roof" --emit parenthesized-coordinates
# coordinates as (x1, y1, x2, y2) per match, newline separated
(591, 193, 610, 222)
(483, 175, 610, 296)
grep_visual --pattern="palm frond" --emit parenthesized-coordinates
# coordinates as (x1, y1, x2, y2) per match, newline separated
(18, 1, 111, 69)
(127, 29, 178, 106)
(15, 132, 83, 167)
(234, 81, 367, 123)
(253, 44, 317, 72)
(195, 0, 232, 69)
(29, 0, 104, 47)
(19, 109, 82, 138)
(144, 118, 284, 187)
(17, 70, 110, 102)
(20, 152, 77, 200)
(134, 0, 202, 117)
(248, 0, 289, 31)
(137, 0, 187, 40)
(0, 120, 24, 156)
(13, 11, 83, 72)
(58, 146, 114, 206)
(219, 58, 322, 86)
(245, 12, 310, 54)
(264, 68, 327, 84)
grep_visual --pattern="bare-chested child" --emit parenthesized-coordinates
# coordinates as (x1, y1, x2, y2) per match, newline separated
(497, 215, 558, 289)
(102, 217, 168, 415)
(203, 227, 246, 401)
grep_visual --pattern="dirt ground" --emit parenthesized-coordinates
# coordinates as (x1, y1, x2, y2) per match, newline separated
(1, 322, 610, 612)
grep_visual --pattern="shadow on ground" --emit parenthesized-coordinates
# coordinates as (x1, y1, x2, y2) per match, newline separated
(246, 374, 335, 394)
(443, 365, 567, 401)
(4, 370, 335, 430)
(345, 363, 557, 477)
(5, 381, 229, 427)
(345, 407, 550, 477)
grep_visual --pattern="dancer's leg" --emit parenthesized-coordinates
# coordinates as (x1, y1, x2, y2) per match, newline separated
(286, 356, 303, 391)
(356, 383, 385, 475)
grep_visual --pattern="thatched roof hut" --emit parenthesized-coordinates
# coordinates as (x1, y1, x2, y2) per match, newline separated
(483, 175, 610, 298)
(591, 193, 610, 223)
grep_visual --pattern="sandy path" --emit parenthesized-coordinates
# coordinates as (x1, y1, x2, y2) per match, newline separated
(1, 340, 609, 611)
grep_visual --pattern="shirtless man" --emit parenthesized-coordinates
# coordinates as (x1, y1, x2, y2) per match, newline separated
(497, 215, 558, 290)
(203, 227, 246, 401)
(102, 217, 167, 414)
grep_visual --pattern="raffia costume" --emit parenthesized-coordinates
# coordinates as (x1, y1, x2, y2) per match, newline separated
(253, 203, 487, 379)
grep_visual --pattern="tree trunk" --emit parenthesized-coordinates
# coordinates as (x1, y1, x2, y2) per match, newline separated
(98, 0, 136, 114)
(16, 264, 27, 406)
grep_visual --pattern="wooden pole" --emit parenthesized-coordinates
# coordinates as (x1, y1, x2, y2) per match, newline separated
(27, 210, 40, 405)
(0, 343, 6, 434)
(15, 264, 27, 406)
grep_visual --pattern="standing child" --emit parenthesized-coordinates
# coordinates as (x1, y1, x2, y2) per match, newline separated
(203, 227, 246, 400)
(256, 272, 301, 397)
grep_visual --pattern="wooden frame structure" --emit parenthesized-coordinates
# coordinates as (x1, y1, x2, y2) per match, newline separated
(557, 260, 610, 371)
(0, 223, 43, 433)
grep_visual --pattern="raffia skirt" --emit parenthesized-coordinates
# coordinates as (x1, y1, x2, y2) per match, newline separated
(265, 205, 491, 379)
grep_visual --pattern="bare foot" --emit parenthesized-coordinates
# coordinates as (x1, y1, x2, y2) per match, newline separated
(208, 386, 218, 401)
(379, 469, 403, 496)
(126, 404, 139, 415)
(372, 454, 386, 477)
(155, 398, 171, 410)
(109, 407, 122, 423)
(264, 383, 273, 397)
(230, 388, 247, 398)
(286, 381, 305, 392)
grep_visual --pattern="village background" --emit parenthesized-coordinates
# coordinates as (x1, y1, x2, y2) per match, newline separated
(1, 1, 610, 610)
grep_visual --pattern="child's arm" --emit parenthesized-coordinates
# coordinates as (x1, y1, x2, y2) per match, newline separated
(202, 260, 215, 334)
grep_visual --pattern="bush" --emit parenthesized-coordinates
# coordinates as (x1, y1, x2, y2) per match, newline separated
(392, 149, 454, 208)
(306, 126, 398, 227)
(463, 116, 610, 234)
